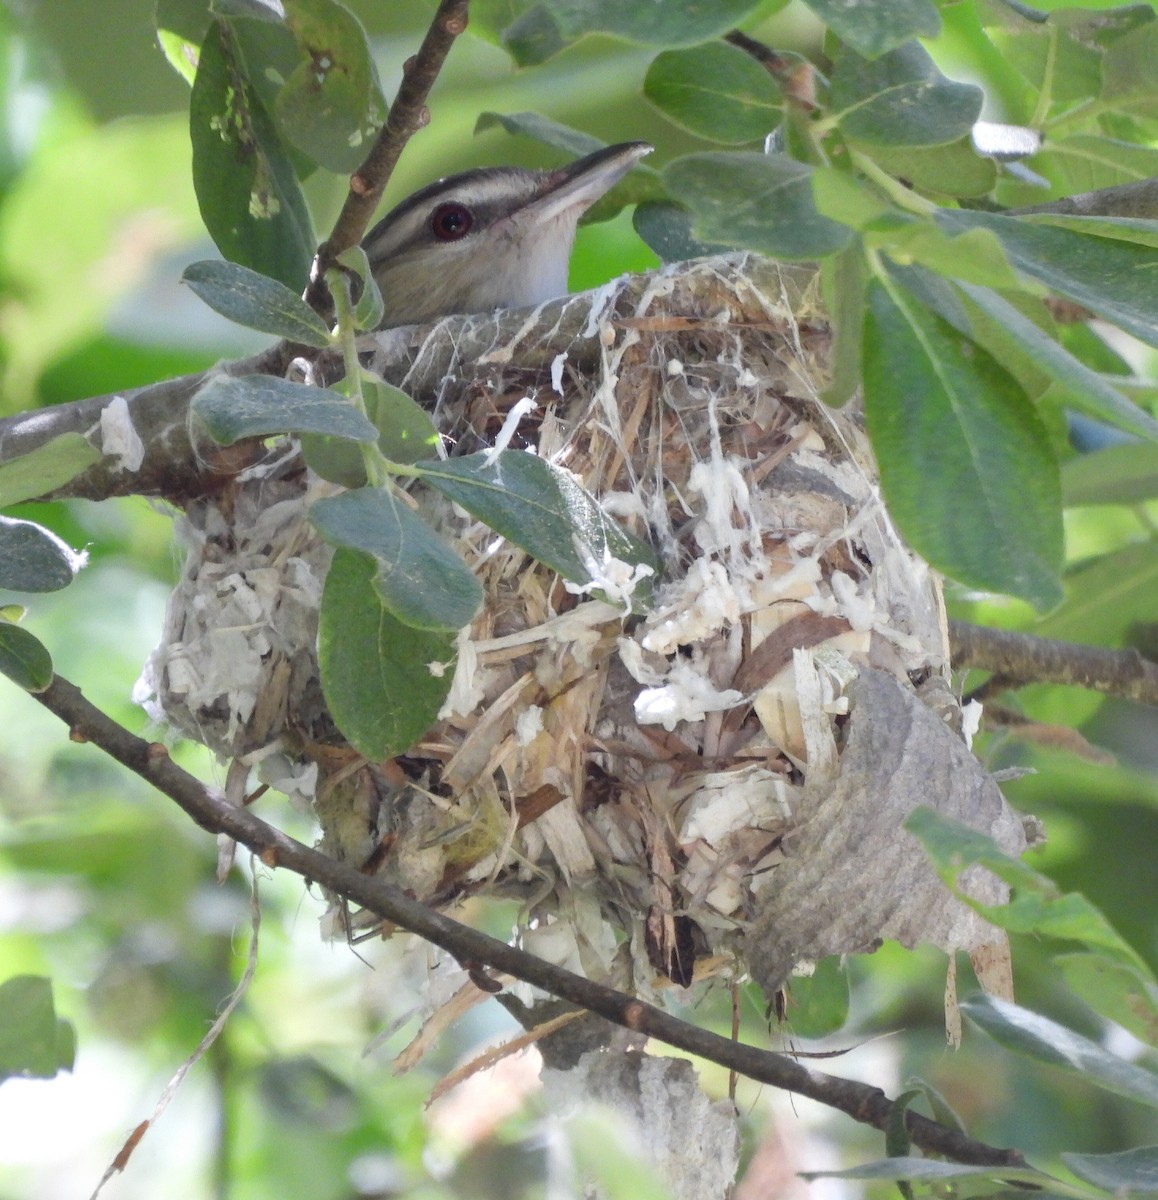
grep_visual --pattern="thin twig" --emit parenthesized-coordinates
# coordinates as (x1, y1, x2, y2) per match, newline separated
(306, 0, 471, 307)
(949, 618, 1158, 708)
(31, 671, 1030, 1171)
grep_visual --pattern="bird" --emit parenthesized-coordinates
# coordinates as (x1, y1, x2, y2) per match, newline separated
(362, 141, 653, 328)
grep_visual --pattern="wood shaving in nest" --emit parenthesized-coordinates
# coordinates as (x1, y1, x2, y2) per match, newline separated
(139, 255, 1027, 1023)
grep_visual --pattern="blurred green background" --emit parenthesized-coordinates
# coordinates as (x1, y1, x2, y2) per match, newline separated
(1, 2, 1157, 1198)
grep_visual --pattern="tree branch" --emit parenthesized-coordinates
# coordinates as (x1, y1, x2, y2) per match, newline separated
(306, 0, 471, 306)
(949, 619, 1158, 707)
(29, 670, 1030, 1171)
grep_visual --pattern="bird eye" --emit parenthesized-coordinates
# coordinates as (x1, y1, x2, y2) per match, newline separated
(430, 202, 473, 241)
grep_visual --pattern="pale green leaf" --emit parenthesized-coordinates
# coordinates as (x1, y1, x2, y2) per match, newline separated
(0, 434, 101, 508)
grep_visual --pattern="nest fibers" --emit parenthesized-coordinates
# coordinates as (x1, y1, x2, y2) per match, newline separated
(137, 255, 1027, 1006)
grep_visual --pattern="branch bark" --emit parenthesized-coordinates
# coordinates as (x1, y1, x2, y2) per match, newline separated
(306, 0, 471, 307)
(949, 618, 1158, 707)
(31, 670, 1030, 1171)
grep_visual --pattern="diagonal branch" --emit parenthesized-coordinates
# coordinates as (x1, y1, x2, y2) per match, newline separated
(306, 0, 471, 305)
(30, 670, 1030, 1172)
(949, 619, 1158, 708)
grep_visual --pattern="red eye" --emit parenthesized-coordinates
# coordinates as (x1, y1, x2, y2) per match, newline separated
(430, 202, 473, 241)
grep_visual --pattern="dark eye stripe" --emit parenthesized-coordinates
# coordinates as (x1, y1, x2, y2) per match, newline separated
(430, 202, 473, 241)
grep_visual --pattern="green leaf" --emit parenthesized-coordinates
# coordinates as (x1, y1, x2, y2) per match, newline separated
(190, 20, 315, 289)
(956, 281, 1158, 442)
(1062, 443, 1158, 505)
(0, 516, 84, 593)
(662, 152, 853, 259)
(905, 807, 1154, 976)
(1057, 954, 1158, 1046)
(830, 41, 982, 147)
(1018, 213, 1158, 251)
(499, 5, 570, 67)
(811, 167, 896, 233)
(903, 1077, 966, 1135)
(632, 201, 734, 263)
(985, 11, 1103, 108)
(643, 42, 782, 145)
(802, 1158, 1052, 1188)
(1008, 134, 1158, 200)
(963, 994, 1158, 1108)
(318, 548, 455, 761)
(274, 0, 384, 173)
(939, 210, 1158, 351)
(0, 433, 101, 508)
(476, 109, 604, 157)
(301, 375, 438, 485)
(337, 245, 385, 332)
(362, 374, 440, 466)
(882, 225, 1024, 291)
(862, 277, 1063, 609)
(0, 976, 75, 1081)
(1064, 1146, 1158, 1194)
(541, 0, 765, 47)
(780, 957, 850, 1039)
(309, 488, 482, 632)
(191, 374, 379, 445)
(215, 0, 286, 19)
(1039, 540, 1158, 646)
(803, 0, 939, 58)
(886, 1089, 920, 1162)
(299, 433, 366, 488)
(858, 138, 996, 199)
(1101, 18, 1158, 123)
(0, 622, 53, 692)
(820, 246, 867, 407)
(156, 0, 210, 84)
(416, 450, 657, 606)
(182, 259, 331, 346)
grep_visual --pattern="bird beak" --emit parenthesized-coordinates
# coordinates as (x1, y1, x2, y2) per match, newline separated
(520, 141, 654, 226)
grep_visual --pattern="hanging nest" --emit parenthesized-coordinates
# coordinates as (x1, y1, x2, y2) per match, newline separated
(137, 255, 1028, 1008)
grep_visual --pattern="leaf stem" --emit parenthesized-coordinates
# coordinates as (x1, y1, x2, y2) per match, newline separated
(326, 267, 387, 488)
(849, 149, 936, 217)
